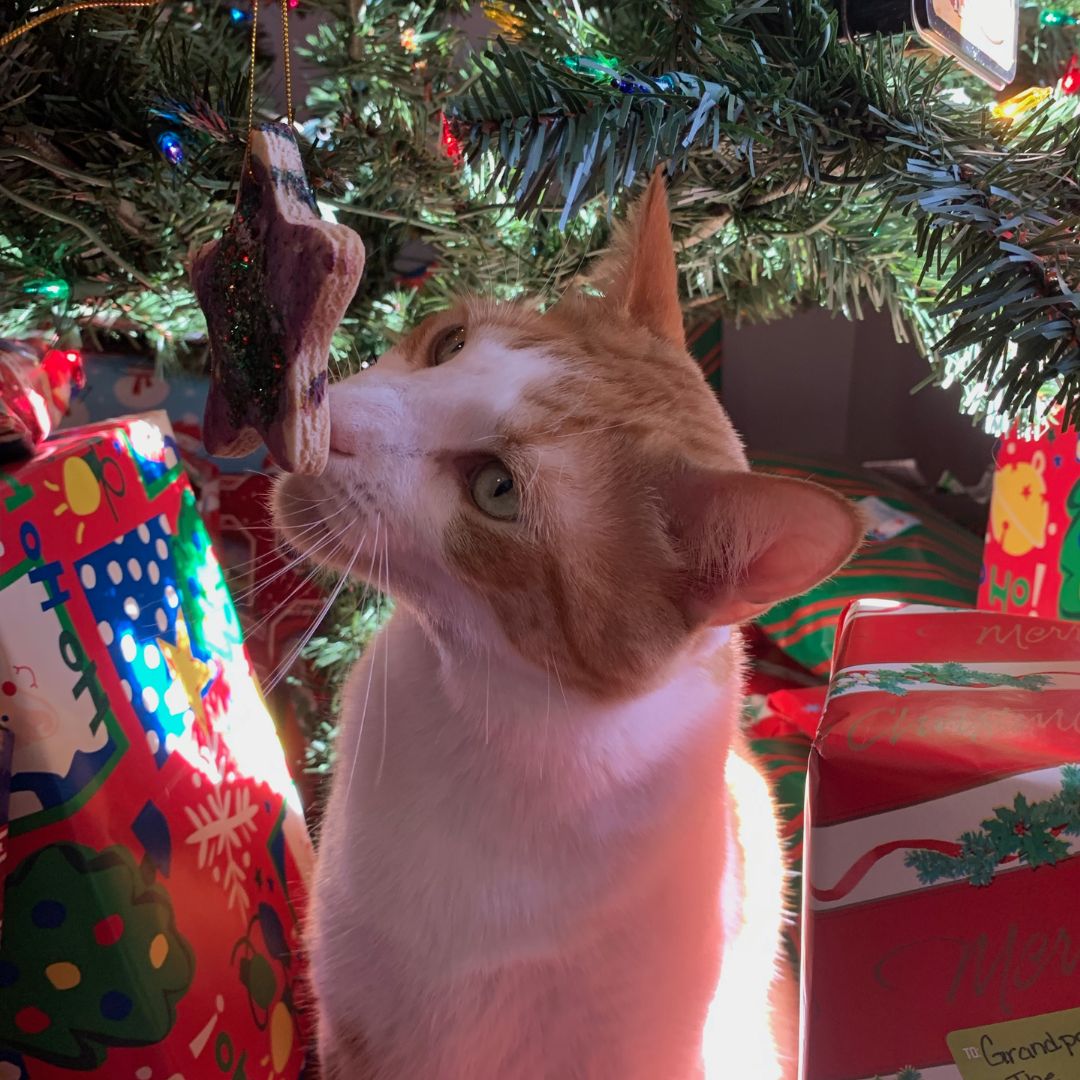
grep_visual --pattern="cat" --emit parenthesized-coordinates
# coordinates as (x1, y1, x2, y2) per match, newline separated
(274, 171, 861, 1080)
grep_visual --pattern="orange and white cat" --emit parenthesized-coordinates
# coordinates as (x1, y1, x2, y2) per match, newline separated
(275, 172, 860, 1080)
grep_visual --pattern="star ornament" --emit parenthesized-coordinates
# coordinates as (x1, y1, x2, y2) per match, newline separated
(191, 123, 366, 474)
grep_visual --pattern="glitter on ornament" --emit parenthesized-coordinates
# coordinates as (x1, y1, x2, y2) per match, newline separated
(191, 123, 365, 474)
(156, 131, 185, 167)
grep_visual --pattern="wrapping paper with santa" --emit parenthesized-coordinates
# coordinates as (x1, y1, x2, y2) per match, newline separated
(0, 414, 314, 1079)
(978, 417, 1080, 621)
(801, 600, 1080, 1080)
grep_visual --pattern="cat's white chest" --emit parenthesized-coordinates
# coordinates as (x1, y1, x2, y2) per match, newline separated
(308, 615, 791, 1079)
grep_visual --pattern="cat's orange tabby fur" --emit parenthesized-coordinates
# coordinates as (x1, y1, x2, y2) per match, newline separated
(274, 172, 860, 1079)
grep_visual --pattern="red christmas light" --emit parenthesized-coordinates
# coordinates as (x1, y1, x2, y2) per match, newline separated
(1062, 54, 1080, 95)
(439, 112, 463, 164)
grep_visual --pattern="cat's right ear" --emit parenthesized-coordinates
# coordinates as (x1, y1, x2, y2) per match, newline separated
(667, 468, 864, 628)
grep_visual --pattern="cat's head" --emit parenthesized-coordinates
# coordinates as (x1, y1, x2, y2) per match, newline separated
(274, 173, 860, 699)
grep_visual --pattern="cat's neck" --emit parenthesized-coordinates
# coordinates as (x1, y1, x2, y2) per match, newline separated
(375, 605, 740, 787)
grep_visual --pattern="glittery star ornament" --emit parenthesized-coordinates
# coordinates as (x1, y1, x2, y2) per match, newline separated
(191, 123, 365, 474)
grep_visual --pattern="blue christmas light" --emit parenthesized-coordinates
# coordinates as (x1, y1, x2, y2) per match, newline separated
(229, 5, 251, 22)
(156, 131, 185, 167)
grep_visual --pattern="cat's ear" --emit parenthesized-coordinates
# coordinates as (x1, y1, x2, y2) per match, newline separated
(669, 469, 864, 627)
(590, 169, 684, 347)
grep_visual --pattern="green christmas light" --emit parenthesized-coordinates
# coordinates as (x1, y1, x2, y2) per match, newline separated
(562, 53, 620, 79)
(1040, 8, 1078, 26)
(23, 278, 71, 301)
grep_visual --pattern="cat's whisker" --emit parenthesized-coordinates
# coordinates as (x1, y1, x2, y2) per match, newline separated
(242, 526, 350, 637)
(343, 513, 384, 809)
(550, 653, 569, 713)
(550, 417, 639, 439)
(376, 529, 391, 786)
(484, 645, 492, 746)
(226, 516, 330, 579)
(263, 534, 364, 693)
(234, 507, 351, 603)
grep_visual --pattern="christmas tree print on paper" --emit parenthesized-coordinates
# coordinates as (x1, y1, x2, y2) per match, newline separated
(905, 766, 1080, 887)
(231, 903, 300, 1076)
(0, 842, 194, 1069)
(1060, 476, 1080, 620)
(831, 662, 1051, 698)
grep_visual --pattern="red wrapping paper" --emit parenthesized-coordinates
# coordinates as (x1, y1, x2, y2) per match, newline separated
(801, 601, 1080, 1080)
(0, 414, 313, 1079)
(978, 419, 1080, 621)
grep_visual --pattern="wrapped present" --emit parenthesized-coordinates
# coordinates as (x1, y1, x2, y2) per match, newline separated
(801, 600, 1080, 1080)
(1, 343, 85, 461)
(979, 418, 1080, 621)
(0, 414, 313, 1079)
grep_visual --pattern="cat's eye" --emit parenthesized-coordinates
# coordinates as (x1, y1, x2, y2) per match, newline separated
(431, 325, 466, 366)
(469, 461, 519, 521)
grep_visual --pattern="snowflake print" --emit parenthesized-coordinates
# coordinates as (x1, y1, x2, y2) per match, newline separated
(184, 785, 259, 916)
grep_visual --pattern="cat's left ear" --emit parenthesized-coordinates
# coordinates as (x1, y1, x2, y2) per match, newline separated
(669, 469, 864, 627)
(589, 169, 684, 347)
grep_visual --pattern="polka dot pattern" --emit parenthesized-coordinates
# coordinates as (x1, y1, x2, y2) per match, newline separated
(31, 899, 66, 929)
(100, 989, 133, 1021)
(14, 1006, 50, 1034)
(80, 564, 96, 589)
(93, 913, 124, 946)
(107, 560, 123, 585)
(45, 961, 81, 990)
(149, 933, 170, 969)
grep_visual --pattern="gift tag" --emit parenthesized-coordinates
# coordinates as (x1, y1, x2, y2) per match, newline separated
(857, 495, 921, 542)
(947, 1006, 1080, 1079)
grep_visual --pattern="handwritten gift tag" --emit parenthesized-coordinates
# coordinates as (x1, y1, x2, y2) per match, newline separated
(948, 1007, 1080, 1080)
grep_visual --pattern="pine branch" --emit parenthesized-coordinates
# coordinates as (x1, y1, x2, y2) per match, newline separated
(448, 0, 1080, 428)
(904, 766, 1080, 886)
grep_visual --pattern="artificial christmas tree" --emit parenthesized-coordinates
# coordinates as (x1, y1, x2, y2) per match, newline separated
(2, 0, 1080, 430)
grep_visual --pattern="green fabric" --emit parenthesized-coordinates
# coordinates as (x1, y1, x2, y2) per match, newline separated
(751, 453, 982, 675)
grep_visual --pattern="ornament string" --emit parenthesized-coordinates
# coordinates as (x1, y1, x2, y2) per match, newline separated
(243, 0, 295, 175)
(1, 0, 296, 134)
(0, 0, 160, 50)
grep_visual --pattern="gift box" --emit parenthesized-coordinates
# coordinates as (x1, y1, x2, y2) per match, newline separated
(978, 418, 1080, 621)
(0, 414, 314, 1079)
(801, 600, 1080, 1080)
